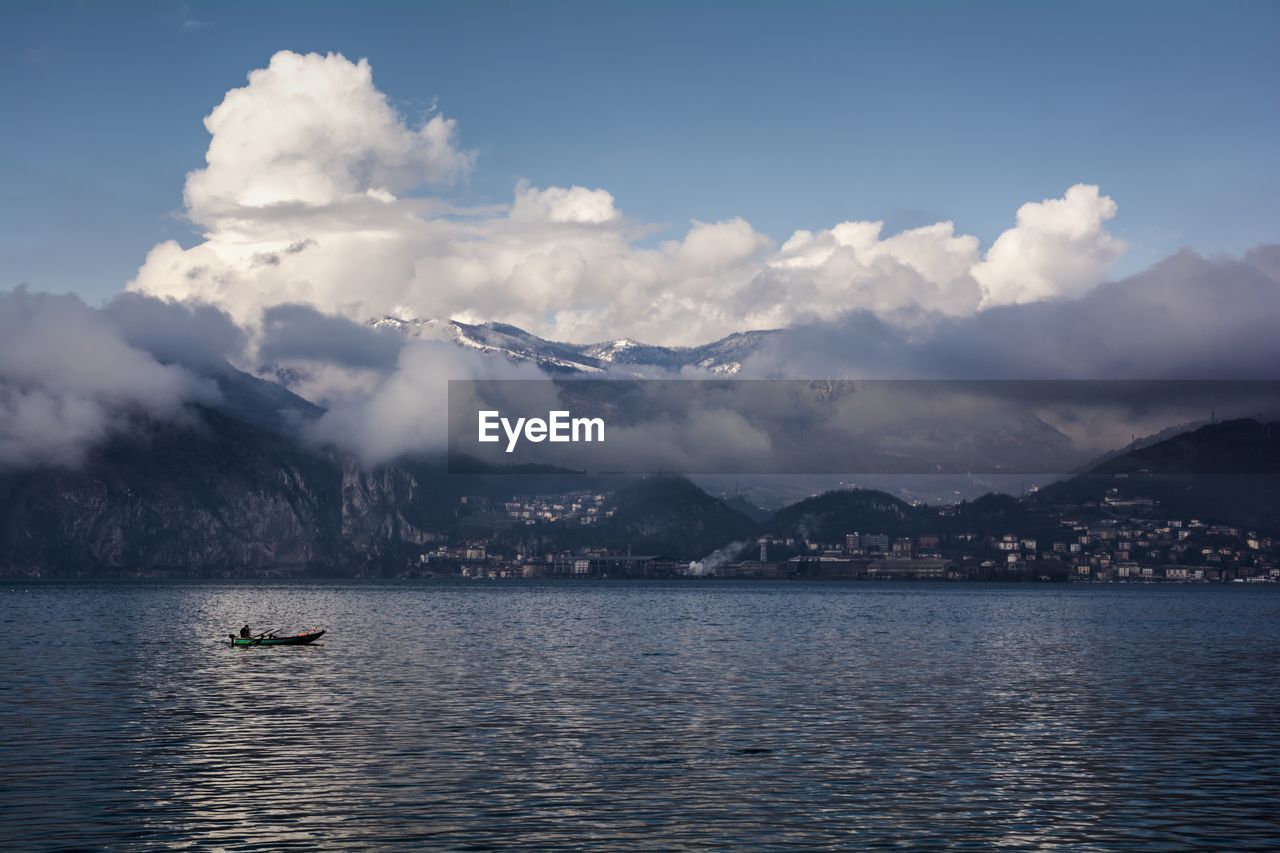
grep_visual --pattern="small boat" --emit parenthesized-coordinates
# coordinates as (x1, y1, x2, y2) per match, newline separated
(229, 630, 325, 647)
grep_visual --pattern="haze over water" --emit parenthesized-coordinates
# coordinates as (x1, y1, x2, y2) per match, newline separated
(3, 581, 1279, 848)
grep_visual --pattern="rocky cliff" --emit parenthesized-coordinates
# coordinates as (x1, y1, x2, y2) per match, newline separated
(0, 408, 343, 575)
(0, 401, 470, 576)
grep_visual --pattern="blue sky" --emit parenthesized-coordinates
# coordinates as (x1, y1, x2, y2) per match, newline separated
(3, 0, 1278, 304)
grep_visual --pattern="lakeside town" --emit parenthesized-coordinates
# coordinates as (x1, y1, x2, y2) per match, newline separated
(13, 462, 1278, 583)
(393, 485, 1280, 584)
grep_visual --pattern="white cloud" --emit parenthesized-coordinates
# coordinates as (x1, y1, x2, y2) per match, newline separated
(973, 183, 1127, 306)
(304, 340, 544, 467)
(510, 181, 620, 224)
(0, 290, 217, 468)
(762, 219, 985, 320)
(130, 51, 1128, 346)
(186, 50, 473, 222)
(673, 217, 773, 272)
(737, 246, 1280, 381)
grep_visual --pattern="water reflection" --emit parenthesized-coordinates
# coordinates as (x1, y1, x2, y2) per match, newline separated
(1, 582, 1278, 847)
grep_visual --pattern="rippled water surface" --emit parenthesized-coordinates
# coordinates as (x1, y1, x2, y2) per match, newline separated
(2, 581, 1279, 848)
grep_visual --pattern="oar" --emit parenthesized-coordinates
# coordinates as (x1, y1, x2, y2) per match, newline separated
(248, 627, 284, 645)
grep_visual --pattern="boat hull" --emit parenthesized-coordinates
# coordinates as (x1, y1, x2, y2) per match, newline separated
(230, 630, 325, 647)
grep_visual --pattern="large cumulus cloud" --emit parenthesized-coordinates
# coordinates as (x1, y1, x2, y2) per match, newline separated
(973, 184, 1127, 306)
(186, 50, 474, 220)
(128, 50, 1128, 346)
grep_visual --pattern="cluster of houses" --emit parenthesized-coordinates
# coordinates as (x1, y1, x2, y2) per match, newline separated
(1050, 516, 1277, 583)
(488, 491, 615, 525)
(413, 487, 1279, 582)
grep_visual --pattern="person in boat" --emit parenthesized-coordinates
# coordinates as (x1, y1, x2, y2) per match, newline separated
(239, 625, 252, 639)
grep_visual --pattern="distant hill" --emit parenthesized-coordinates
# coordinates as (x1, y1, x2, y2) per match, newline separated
(552, 476, 759, 560)
(1070, 420, 1207, 474)
(719, 420, 1280, 546)
(1034, 419, 1280, 532)
(766, 488, 1031, 542)
(722, 494, 772, 524)
(767, 489, 919, 540)
(1088, 419, 1279, 476)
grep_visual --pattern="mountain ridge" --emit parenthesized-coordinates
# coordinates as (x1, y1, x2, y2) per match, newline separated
(3, 356, 1278, 576)
(370, 316, 781, 376)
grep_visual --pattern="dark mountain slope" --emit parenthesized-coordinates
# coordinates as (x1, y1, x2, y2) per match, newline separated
(766, 487, 1033, 543)
(1033, 419, 1280, 532)
(0, 407, 343, 574)
(554, 476, 759, 559)
(209, 364, 324, 434)
(767, 488, 921, 541)
(722, 494, 772, 524)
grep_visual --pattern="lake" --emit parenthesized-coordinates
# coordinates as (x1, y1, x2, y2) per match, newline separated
(2, 581, 1278, 848)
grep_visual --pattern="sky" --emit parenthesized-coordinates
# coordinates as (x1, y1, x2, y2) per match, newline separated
(3, 0, 1278, 306)
(3, 1, 1280, 468)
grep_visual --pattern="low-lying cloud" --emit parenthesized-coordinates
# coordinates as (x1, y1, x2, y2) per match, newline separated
(103, 292, 248, 369)
(303, 339, 544, 467)
(259, 303, 402, 371)
(740, 246, 1280, 381)
(0, 290, 223, 468)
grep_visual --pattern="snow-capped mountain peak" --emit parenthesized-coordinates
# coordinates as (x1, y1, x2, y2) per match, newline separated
(372, 317, 778, 376)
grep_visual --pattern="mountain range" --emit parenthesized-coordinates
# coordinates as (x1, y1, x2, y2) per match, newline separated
(1, 331, 1276, 576)
(370, 316, 779, 376)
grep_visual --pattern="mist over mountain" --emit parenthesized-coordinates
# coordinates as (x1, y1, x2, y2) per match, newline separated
(3, 330, 1276, 578)
(1, 44, 1275, 576)
(740, 246, 1280, 380)
(257, 243, 1280, 387)
(256, 314, 777, 380)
